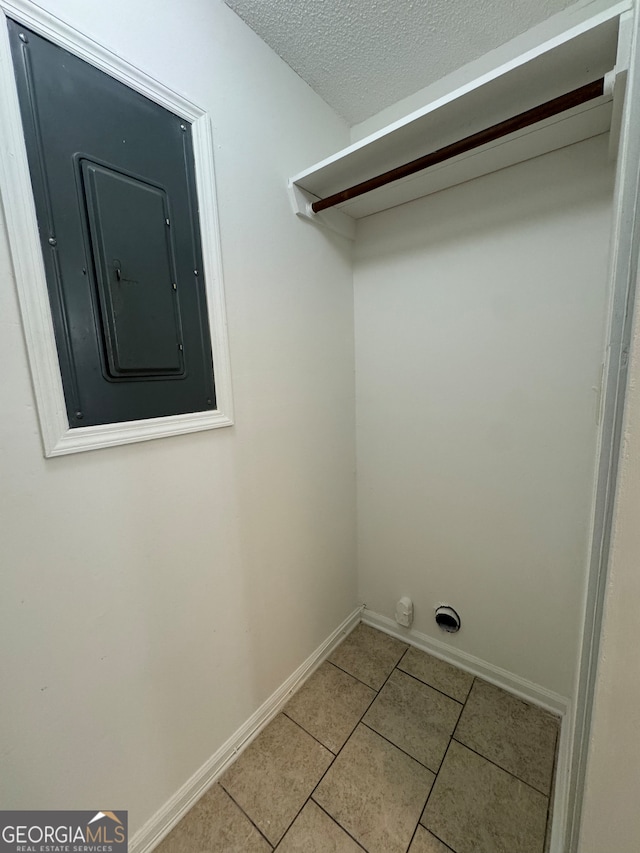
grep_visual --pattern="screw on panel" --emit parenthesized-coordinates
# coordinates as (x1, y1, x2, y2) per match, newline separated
(193, 269, 199, 276)
(180, 124, 187, 131)
(18, 33, 28, 43)
(178, 343, 183, 351)
(75, 411, 84, 420)
(172, 282, 177, 290)
(206, 398, 213, 406)
(165, 218, 170, 226)
(48, 237, 57, 246)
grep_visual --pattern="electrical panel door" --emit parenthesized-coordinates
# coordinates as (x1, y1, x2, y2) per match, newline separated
(8, 19, 216, 427)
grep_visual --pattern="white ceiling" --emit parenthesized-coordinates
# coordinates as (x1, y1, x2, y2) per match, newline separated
(224, 0, 577, 125)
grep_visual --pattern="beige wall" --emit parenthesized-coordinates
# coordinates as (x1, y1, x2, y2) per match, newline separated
(354, 135, 615, 698)
(0, 0, 356, 833)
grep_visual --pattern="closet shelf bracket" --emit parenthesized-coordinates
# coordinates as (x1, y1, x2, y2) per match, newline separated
(288, 181, 356, 241)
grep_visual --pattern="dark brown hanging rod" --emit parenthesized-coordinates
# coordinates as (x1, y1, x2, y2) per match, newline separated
(311, 77, 605, 214)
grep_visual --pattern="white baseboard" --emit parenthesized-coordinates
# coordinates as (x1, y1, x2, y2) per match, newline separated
(130, 605, 364, 853)
(548, 704, 574, 853)
(362, 608, 569, 714)
(362, 608, 572, 853)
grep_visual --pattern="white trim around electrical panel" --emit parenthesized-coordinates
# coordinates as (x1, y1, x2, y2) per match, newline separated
(129, 605, 364, 853)
(0, 0, 233, 457)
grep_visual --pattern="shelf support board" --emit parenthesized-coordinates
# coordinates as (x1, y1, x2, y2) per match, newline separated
(312, 78, 606, 214)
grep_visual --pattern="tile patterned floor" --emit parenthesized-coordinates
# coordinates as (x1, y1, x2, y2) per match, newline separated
(156, 623, 560, 853)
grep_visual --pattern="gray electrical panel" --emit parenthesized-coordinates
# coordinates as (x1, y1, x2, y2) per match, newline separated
(8, 19, 216, 427)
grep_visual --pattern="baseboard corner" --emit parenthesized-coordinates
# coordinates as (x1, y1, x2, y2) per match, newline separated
(361, 608, 569, 715)
(129, 604, 363, 853)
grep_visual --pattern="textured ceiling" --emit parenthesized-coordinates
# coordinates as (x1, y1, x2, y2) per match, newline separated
(224, 0, 577, 124)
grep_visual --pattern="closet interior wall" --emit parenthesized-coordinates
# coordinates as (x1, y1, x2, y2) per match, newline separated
(0, 0, 357, 835)
(354, 133, 616, 699)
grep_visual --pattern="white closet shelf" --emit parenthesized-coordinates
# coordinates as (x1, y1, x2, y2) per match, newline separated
(289, 2, 631, 240)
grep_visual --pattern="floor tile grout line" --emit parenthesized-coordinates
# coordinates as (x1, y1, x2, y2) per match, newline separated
(353, 663, 439, 853)
(267, 786, 317, 850)
(221, 708, 553, 853)
(429, 826, 458, 853)
(211, 629, 557, 852)
(310, 798, 370, 851)
(285, 638, 474, 850)
(420, 730, 464, 853)
(450, 736, 553, 797)
(306, 712, 378, 796)
(218, 782, 276, 849)
(450, 676, 477, 742)
(543, 728, 561, 851)
(219, 698, 353, 850)
(421, 733, 456, 830)
(324, 658, 380, 693)
(396, 663, 469, 707)
(260, 642, 401, 852)
(281, 709, 342, 756)
(369, 648, 473, 785)
(378, 663, 467, 754)
(327, 658, 391, 692)
(220, 688, 386, 848)
(304, 673, 441, 853)
(217, 632, 361, 850)
(405, 821, 421, 853)
(460, 673, 475, 707)
(353, 647, 459, 853)
(290, 652, 412, 851)
(282, 654, 382, 754)
(329, 646, 410, 702)
(262, 712, 349, 848)
(373, 649, 409, 694)
(450, 675, 559, 797)
(420, 803, 459, 853)
(544, 796, 553, 852)
(401, 783, 436, 853)
(297, 702, 384, 837)
(414, 818, 458, 853)
(359, 719, 443, 775)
